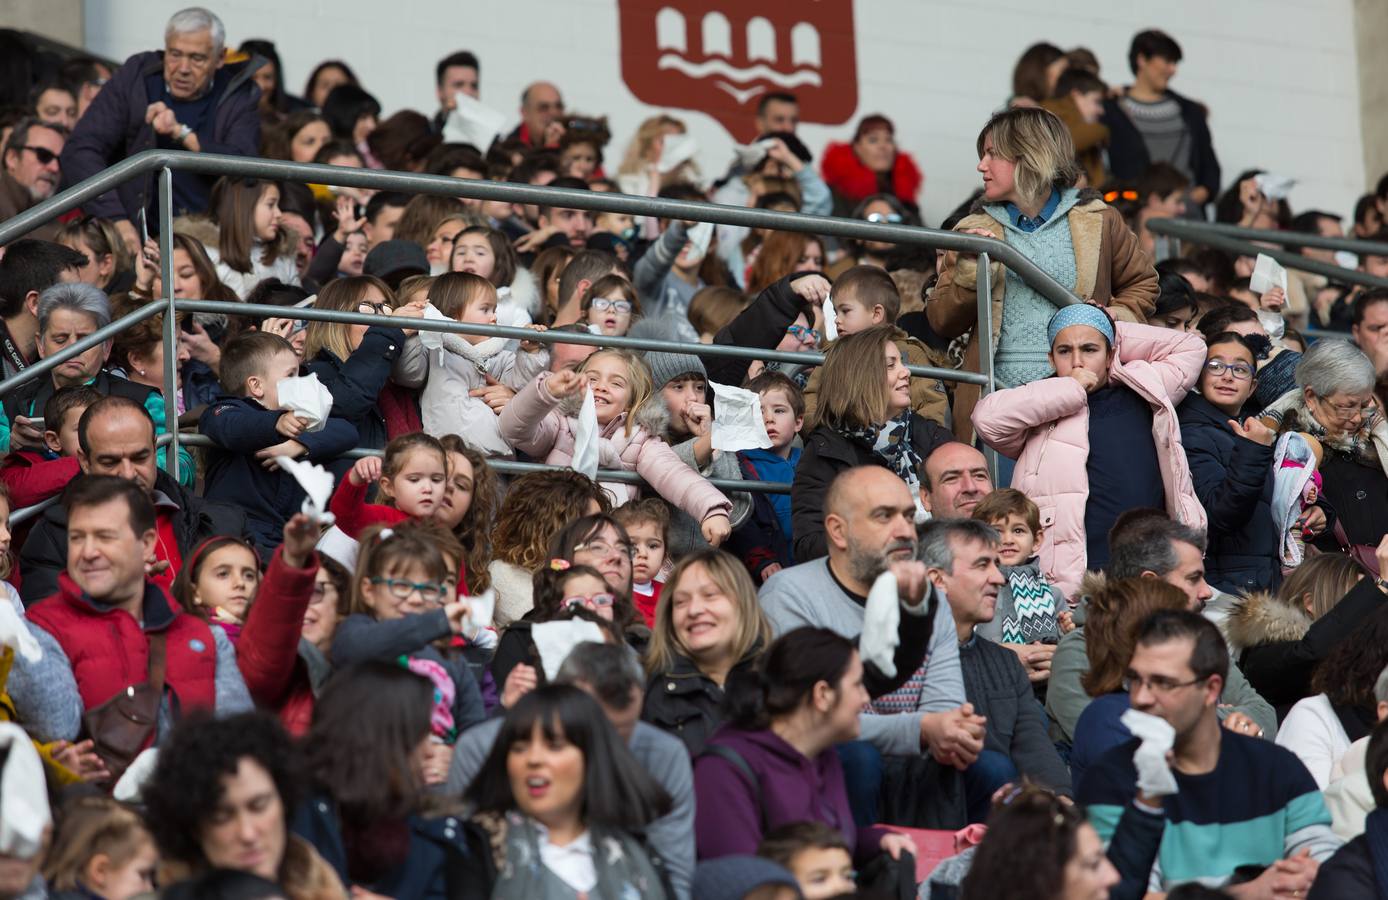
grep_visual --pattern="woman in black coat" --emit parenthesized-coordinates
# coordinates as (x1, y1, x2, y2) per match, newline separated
(301, 274, 419, 451)
(1176, 332, 1282, 595)
(791, 324, 954, 562)
(708, 271, 824, 388)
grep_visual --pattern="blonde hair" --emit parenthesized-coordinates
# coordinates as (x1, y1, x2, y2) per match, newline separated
(43, 797, 154, 891)
(811, 323, 897, 430)
(619, 115, 685, 176)
(303, 275, 396, 363)
(646, 549, 771, 675)
(578, 348, 654, 437)
(975, 107, 1080, 207)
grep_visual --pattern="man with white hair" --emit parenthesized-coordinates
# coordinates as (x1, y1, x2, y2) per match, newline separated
(59, 6, 264, 240)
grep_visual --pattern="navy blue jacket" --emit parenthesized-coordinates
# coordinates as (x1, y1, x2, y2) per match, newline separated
(200, 395, 358, 554)
(305, 324, 406, 452)
(1177, 393, 1279, 595)
(1102, 88, 1221, 199)
(292, 792, 469, 900)
(59, 50, 263, 221)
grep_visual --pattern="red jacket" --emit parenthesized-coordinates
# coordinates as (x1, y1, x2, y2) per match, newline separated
(26, 574, 217, 718)
(235, 546, 319, 736)
(328, 475, 411, 539)
(820, 141, 923, 209)
(0, 451, 79, 509)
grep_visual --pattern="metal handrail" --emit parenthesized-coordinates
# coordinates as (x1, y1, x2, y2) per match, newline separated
(1146, 218, 1388, 291)
(0, 299, 166, 397)
(1149, 218, 1388, 256)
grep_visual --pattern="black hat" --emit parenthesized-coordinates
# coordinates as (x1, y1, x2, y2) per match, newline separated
(364, 240, 428, 284)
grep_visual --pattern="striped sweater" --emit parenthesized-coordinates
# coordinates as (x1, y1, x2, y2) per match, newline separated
(1078, 730, 1342, 892)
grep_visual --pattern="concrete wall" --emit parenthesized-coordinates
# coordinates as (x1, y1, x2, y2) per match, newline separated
(9, 0, 84, 47)
(1355, 0, 1388, 192)
(82, 0, 1371, 226)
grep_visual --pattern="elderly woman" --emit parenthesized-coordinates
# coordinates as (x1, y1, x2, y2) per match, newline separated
(1263, 339, 1388, 553)
(0, 284, 183, 473)
(930, 107, 1158, 440)
(821, 114, 923, 217)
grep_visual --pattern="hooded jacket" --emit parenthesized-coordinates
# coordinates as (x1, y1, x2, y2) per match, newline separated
(972, 321, 1207, 600)
(642, 652, 760, 758)
(1225, 579, 1386, 719)
(305, 324, 407, 453)
(929, 191, 1159, 441)
(498, 371, 733, 522)
(419, 333, 548, 457)
(820, 142, 923, 216)
(59, 49, 264, 222)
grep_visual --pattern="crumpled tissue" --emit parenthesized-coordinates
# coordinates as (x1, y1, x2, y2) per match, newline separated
(822, 293, 838, 343)
(532, 620, 606, 681)
(571, 386, 600, 479)
(859, 570, 901, 679)
(276, 372, 334, 433)
(659, 133, 698, 173)
(418, 301, 450, 359)
(442, 93, 506, 151)
(710, 381, 772, 452)
(1120, 708, 1179, 797)
(273, 456, 337, 525)
(0, 723, 48, 857)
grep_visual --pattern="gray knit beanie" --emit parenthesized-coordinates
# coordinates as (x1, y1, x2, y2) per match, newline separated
(629, 315, 707, 387)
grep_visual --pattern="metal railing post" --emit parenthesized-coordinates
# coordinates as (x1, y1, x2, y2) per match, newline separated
(158, 167, 179, 483)
(976, 251, 998, 479)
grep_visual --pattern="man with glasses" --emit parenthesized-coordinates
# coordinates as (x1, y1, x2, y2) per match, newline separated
(1047, 513, 1276, 746)
(0, 118, 67, 234)
(508, 81, 566, 149)
(60, 7, 264, 246)
(1078, 609, 1338, 896)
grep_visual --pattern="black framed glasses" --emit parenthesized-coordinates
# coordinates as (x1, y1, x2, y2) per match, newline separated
(1204, 359, 1254, 381)
(20, 145, 59, 166)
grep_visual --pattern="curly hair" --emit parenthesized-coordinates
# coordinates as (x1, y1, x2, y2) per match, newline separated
(960, 786, 1087, 900)
(143, 712, 301, 869)
(1081, 578, 1188, 697)
(438, 436, 499, 594)
(531, 562, 609, 620)
(1312, 604, 1388, 709)
(492, 470, 611, 570)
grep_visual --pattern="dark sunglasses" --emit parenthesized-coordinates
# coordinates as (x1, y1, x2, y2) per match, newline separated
(20, 145, 59, 166)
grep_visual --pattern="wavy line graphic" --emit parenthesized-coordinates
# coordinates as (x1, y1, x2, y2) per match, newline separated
(656, 54, 823, 88)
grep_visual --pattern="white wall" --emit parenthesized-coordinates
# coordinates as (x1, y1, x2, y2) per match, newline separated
(84, 0, 1366, 227)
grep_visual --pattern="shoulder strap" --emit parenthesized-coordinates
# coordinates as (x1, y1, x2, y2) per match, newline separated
(700, 743, 766, 831)
(147, 633, 167, 692)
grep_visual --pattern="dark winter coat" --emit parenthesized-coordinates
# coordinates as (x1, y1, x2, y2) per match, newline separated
(305, 324, 407, 453)
(1102, 88, 1221, 199)
(708, 273, 817, 389)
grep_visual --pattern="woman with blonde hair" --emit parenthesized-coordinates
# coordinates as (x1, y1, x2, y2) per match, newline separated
(617, 114, 694, 194)
(790, 324, 954, 561)
(930, 106, 1158, 441)
(642, 548, 773, 756)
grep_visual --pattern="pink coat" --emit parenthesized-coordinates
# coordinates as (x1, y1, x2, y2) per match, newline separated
(498, 372, 733, 522)
(971, 322, 1208, 600)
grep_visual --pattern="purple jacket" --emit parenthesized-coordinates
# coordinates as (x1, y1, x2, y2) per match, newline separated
(59, 50, 263, 221)
(693, 725, 889, 863)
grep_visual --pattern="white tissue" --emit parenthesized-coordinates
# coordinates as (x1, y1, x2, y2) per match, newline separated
(442, 93, 506, 151)
(1255, 173, 1297, 201)
(316, 525, 359, 572)
(113, 747, 159, 803)
(571, 386, 600, 479)
(686, 221, 714, 260)
(0, 723, 48, 858)
(418, 301, 450, 357)
(532, 620, 606, 681)
(1257, 308, 1286, 340)
(733, 140, 776, 170)
(1250, 253, 1288, 297)
(464, 588, 496, 633)
(1119, 708, 1179, 797)
(658, 133, 698, 173)
(0, 603, 40, 663)
(1335, 250, 1359, 270)
(709, 380, 772, 452)
(859, 571, 901, 679)
(276, 372, 334, 433)
(822, 293, 838, 343)
(273, 456, 337, 525)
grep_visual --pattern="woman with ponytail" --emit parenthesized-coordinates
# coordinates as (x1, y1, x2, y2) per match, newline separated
(691, 627, 916, 865)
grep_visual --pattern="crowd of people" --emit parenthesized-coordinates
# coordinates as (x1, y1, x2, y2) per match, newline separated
(5, 7, 1388, 900)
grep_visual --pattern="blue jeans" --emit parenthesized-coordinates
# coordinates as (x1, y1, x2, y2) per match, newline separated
(963, 750, 1018, 823)
(835, 740, 884, 827)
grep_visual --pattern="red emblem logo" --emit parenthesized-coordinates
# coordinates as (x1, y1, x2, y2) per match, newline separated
(618, 0, 858, 142)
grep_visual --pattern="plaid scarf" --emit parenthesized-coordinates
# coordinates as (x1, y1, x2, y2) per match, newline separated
(837, 411, 923, 490)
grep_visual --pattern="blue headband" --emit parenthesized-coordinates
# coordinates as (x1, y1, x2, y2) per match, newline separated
(1047, 304, 1116, 346)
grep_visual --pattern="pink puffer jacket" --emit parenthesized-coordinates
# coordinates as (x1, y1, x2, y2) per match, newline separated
(498, 372, 733, 522)
(972, 322, 1208, 600)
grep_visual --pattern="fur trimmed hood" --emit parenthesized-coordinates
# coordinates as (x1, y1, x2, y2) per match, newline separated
(820, 141, 923, 206)
(501, 266, 542, 320)
(1225, 591, 1311, 652)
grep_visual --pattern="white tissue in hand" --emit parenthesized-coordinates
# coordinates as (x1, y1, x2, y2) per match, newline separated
(273, 456, 336, 525)
(418, 302, 450, 355)
(733, 140, 776, 170)
(687, 221, 714, 259)
(275, 372, 334, 432)
(532, 620, 605, 681)
(1255, 173, 1297, 200)
(1250, 253, 1288, 296)
(113, 747, 158, 803)
(571, 386, 600, 479)
(859, 571, 901, 679)
(1120, 708, 1179, 797)
(442, 92, 506, 150)
(822, 293, 838, 343)
(658, 133, 698, 173)
(710, 381, 772, 452)
(0, 724, 48, 857)
(464, 588, 496, 632)
(0, 603, 40, 663)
